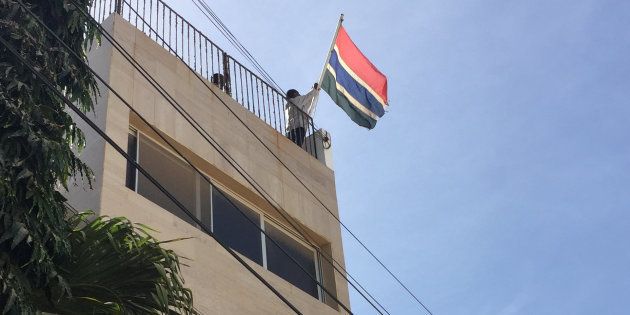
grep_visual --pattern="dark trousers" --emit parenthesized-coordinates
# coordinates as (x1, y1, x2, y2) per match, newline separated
(287, 127, 306, 147)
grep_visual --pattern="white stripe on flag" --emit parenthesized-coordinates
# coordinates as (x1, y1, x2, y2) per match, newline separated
(326, 64, 381, 121)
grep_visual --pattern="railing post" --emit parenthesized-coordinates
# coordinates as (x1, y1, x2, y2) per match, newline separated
(311, 119, 318, 159)
(222, 52, 232, 96)
(115, 0, 123, 14)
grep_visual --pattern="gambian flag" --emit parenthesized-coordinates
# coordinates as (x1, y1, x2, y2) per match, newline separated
(322, 26, 388, 129)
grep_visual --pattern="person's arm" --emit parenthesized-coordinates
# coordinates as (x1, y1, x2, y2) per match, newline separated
(301, 83, 320, 115)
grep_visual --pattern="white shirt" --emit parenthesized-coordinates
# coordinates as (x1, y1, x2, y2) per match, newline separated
(285, 89, 318, 131)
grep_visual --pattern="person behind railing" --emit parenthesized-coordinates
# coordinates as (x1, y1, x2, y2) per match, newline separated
(285, 83, 319, 147)
(211, 73, 226, 92)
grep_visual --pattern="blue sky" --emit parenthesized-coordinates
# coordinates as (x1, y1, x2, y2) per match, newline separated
(162, 1, 630, 313)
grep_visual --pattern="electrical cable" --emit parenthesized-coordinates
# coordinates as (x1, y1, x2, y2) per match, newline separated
(12, 2, 355, 313)
(189, 0, 282, 93)
(89, 3, 392, 313)
(15, 1, 380, 313)
(69, 2, 412, 314)
(116, 3, 433, 313)
(84, 3, 391, 313)
(130, 0, 321, 134)
(79, 2, 393, 313)
(190, 0, 285, 94)
(187, 3, 434, 309)
(0, 34, 303, 315)
(159, 3, 393, 312)
(190, 0, 325, 134)
(189, 0, 278, 93)
(90, 2, 390, 314)
(82, 2, 402, 313)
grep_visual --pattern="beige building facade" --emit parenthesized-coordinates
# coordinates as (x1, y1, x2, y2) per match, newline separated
(66, 12, 350, 315)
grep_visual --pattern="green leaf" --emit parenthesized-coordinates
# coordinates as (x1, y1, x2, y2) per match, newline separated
(10, 224, 29, 249)
(2, 289, 16, 315)
(0, 1, 192, 313)
(16, 168, 33, 181)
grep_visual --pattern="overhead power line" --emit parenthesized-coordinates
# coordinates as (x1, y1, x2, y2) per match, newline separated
(136, 3, 434, 313)
(190, 0, 285, 94)
(186, 4, 434, 312)
(12, 2, 361, 314)
(19, 1, 387, 313)
(78, 2, 395, 313)
(94, 2, 430, 314)
(164, 3, 407, 312)
(59, 1, 425, 313)
(13, 2, 354, 312)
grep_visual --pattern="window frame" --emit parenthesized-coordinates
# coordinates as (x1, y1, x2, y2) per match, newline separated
(126, 127, 139, 190)
(263, 218, 322, 300)
(127, 126, 325, 301)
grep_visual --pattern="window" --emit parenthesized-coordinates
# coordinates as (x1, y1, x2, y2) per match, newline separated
(127, 131, 213, 226)
(126, 130, 324, 300)
(212, 186, 263, 265)
(199, 179, 212, 229)
(265, 222, 319, 299)
(136, 135, 197, 225)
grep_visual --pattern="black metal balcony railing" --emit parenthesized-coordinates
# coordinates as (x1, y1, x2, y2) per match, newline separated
(89, 0, 319, 158)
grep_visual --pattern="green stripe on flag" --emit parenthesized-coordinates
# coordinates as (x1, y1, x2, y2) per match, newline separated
(322, 69, 377, 129)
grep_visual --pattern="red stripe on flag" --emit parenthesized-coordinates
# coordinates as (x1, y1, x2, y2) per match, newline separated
(335, 26, 388, 104)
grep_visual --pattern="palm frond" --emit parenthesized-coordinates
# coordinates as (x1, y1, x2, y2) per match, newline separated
(39, 214, 197, 315)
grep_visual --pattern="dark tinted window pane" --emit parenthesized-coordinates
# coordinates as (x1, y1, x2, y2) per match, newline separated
(125, 131, 137, 190)
(200, 180, 211, 228)
(212, 187, 262, 265)
(265, 223, 318, 298)
(137, 136, 196, 225)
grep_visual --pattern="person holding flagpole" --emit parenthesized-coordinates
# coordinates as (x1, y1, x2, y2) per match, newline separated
(285, 13, 388, 149)
(285, 83, 320, 147)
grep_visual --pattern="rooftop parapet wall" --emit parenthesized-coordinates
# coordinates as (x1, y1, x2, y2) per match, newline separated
(66, 14, 350, 313)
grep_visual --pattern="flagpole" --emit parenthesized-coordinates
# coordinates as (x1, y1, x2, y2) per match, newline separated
(310, 14, 344, 112)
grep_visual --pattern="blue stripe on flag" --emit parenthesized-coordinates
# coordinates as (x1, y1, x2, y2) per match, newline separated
(328, 50, 386, 118)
